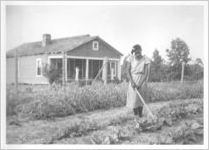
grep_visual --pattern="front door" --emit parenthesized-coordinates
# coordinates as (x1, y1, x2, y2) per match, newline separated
(89, 60, 103, 79)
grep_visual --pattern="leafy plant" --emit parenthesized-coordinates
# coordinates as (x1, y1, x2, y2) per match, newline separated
(135, 99, 203, 133)
(42, 63, 62, 85)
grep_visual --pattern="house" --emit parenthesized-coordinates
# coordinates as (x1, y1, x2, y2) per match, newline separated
(6, 34, 123, 84)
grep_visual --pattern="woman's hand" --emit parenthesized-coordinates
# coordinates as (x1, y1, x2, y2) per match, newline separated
(136, 79, 144, 90)
(131, 81, 137, 89)
(136, 83, 142, 90)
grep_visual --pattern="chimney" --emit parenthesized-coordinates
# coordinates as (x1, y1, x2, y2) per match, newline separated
(42, 34, 51, 47)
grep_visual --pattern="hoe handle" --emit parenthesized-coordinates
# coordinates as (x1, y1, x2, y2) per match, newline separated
(135, 88, 155, 119)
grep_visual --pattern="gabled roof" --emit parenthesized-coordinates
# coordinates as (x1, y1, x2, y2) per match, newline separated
(7, 34, 123, 57)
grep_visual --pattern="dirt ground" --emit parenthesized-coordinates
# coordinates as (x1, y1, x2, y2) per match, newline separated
(6, 99, 203, 144)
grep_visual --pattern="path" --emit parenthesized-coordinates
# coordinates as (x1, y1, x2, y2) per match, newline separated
(7, 99, 203, 144)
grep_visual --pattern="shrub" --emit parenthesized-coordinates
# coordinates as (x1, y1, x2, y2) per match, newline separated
(42, 63, 62, 85)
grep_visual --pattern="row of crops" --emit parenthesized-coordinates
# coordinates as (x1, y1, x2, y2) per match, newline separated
(88, 99, 203, 145)
(27, 99, 202, 144)
(7, 80, 203, 120)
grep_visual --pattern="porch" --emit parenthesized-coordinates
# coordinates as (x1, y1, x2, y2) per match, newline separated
(48, 55, 121, 83)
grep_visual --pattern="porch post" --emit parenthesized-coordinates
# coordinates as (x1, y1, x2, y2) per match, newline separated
(118, 59, 121, 80)
(111, 67, 114, 80)
(102, 57, 108, 85)
(65, 57, 68, 82)
(85, 59, 89, 81)
(62, 52, 67, 85)
(75, 67, 79, 81)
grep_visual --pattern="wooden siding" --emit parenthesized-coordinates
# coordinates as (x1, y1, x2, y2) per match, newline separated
(67, 39, 121, 59)
(6, 58, 15, 84)
(7, 55, 48, 84)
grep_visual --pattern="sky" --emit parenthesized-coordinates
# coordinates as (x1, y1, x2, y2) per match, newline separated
(6, 3, 205, 61)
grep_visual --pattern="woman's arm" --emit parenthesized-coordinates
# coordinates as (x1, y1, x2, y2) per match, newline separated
(127, 62, 136, 88)
(137, 64, 150, 89)
(146, 63, 151, 82)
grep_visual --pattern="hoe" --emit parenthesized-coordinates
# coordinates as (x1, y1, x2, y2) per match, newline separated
(135, 88, 156, 120)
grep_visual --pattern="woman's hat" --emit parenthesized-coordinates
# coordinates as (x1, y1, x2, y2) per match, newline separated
(133, 44, 142, 51)
(131, 44, 142, 54)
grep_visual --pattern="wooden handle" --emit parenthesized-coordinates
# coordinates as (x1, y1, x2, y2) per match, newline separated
(135, 89, 155, 119)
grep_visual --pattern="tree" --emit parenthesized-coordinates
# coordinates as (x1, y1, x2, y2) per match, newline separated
(194, 58, 203, 80)
(150, 49, 163, 82)
(195, 58, 203, 67)
(167, 38, 191, 65)
(185, 58, 204, 80)
(166, 38, 191, 80)
(152, 49, 163, 67)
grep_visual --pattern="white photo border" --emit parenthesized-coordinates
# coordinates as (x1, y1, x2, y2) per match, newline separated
(1, 1, 208, 149)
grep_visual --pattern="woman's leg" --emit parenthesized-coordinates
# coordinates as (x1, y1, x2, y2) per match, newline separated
(138, 106, 143, 117)
(133, 108, 138, 116)
(134, 107, 142, 116)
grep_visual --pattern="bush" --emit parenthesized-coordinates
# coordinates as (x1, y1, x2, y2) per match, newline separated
(42, 63, 62, 85)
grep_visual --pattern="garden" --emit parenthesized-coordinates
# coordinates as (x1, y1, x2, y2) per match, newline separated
(6, 80, 204, 144)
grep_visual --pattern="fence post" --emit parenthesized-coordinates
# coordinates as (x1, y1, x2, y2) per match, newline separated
(181, 61, 185, 83)
(15, 49, 18, 95)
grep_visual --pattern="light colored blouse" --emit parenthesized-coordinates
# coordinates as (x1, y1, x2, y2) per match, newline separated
(126, 55, 151, 75)
(126, 54, 151, 109)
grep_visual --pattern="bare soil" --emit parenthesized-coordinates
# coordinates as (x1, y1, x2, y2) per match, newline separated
(7, 99, 203, 144)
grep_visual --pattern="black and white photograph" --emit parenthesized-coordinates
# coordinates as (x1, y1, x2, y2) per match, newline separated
(1, 1, 208, 149)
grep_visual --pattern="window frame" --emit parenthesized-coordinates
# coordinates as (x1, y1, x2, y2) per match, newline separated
(92, 41, 99, 51)
(36, 58, 42, 77)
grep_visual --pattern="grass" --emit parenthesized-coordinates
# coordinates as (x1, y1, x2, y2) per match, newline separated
(147, 80, 203, 102)
(6, 80, 203, 120)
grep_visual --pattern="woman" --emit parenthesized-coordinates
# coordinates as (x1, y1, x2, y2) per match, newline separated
(126, 44, 151, 117)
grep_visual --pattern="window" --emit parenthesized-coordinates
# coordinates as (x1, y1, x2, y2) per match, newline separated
(92, 41, 99, 51)
(36, 58, 42, 77)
